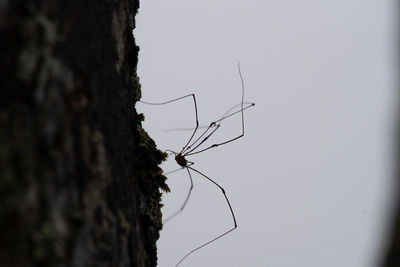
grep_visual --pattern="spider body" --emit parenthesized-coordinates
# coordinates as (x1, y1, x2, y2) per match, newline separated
(175, 153, 187, 167)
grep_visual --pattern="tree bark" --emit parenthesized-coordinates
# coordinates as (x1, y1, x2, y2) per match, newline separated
(0, 1, 168, 267)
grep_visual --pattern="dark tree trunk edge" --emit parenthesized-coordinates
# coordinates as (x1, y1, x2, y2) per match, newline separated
(0, 1, 168, 266)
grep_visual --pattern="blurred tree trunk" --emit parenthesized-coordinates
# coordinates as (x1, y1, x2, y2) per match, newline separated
(381, 8, 400, 267)
(0, 1, 168, 267)
(383, 209, 400, 266)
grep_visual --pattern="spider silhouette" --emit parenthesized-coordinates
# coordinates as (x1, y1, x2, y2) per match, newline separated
(140, 63, 254, 266)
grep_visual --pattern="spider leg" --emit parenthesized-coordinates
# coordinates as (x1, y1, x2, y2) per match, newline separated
(175, 166, 237, 267)
(163, 101, 254, 133)
(164, 167, 194, 224)
(165, 101, 254, 158)
(139, 94, 199, 154)
(181, 123, 219, 155)
(186, 63, 247, 156)
(183, 102, 255, 155)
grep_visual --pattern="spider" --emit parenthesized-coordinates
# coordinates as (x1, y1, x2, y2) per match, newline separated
(139, 63, 254, 266)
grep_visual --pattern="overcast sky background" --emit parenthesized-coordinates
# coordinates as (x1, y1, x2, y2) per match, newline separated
(135, 1, 398, 267)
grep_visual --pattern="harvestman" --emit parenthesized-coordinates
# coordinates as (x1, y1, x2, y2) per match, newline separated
(140, 64, 254, 266)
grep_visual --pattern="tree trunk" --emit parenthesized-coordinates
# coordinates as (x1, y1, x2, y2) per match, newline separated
(381, 7, 400, 266)
(383, 209, 400, 266)
(0, 1, 168, 267)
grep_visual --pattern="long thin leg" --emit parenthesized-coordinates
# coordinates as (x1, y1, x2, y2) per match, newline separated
(186, 63, 246, 156)
(180, 123, 220, 155)
(181, 124, 220, 155)
(164, 167, 194, 224)
(175, 166, 237, 267)
(139, 94, 199, 154)
(181, 101, 254, 155)
(162, 151, 195, 223)
(216, 102, 255, 125)
(163, 101, 255, 133)
(164, 167, 184, 176)
(182, 101, 255, 156)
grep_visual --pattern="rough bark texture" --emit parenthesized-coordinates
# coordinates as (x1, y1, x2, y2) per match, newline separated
(0, 1, 168, 267)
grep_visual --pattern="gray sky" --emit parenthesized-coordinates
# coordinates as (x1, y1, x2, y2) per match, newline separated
(135, 1, 397, 267)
